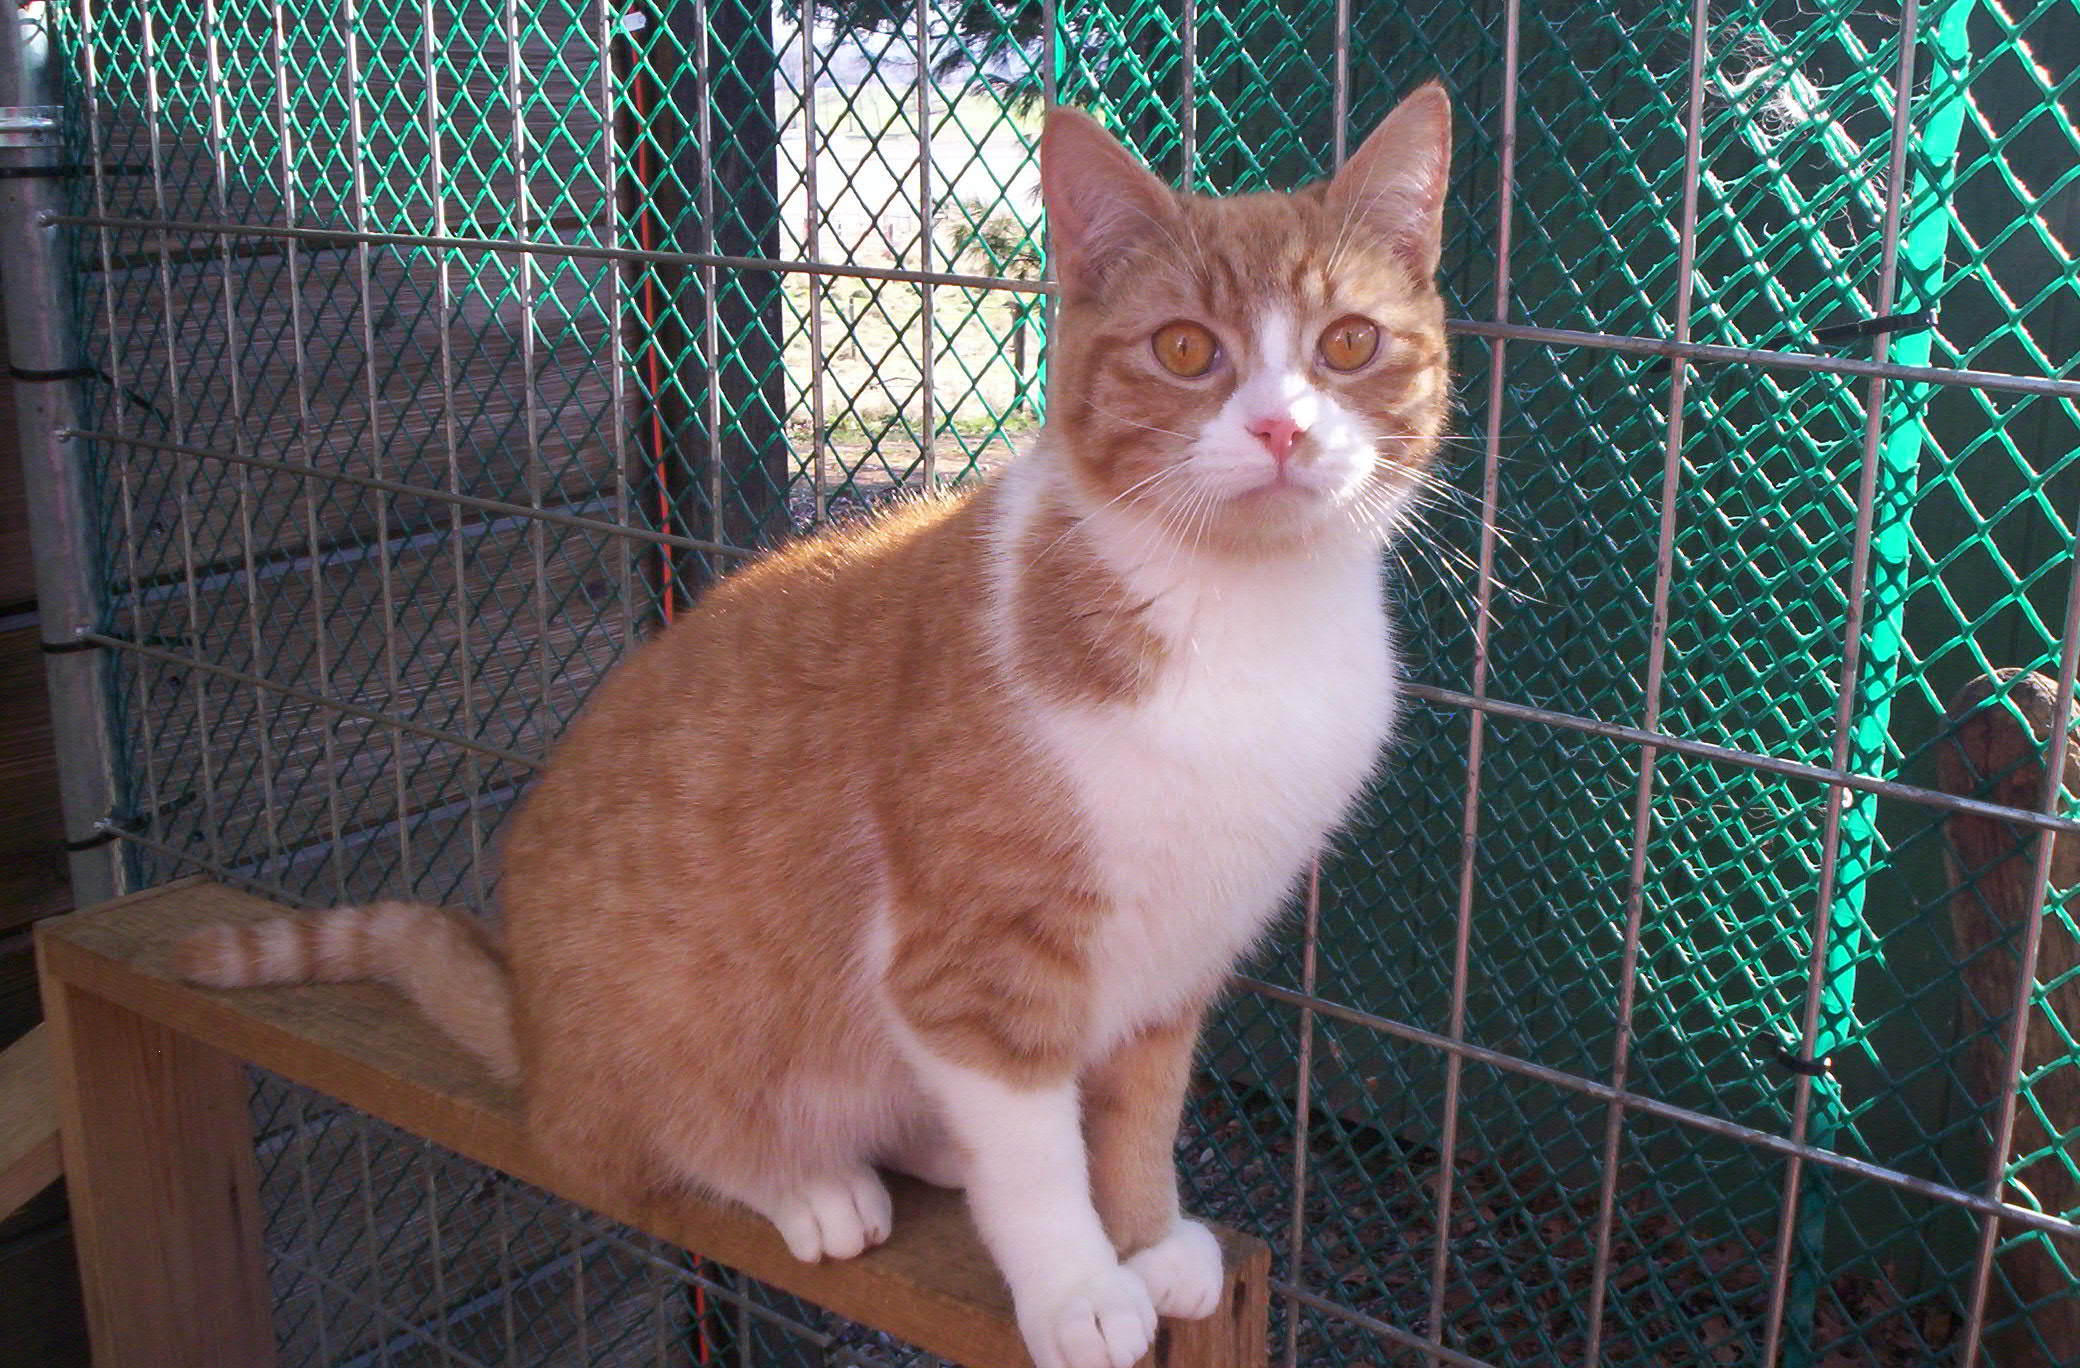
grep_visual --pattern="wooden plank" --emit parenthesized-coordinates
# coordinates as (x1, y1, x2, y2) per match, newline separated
(1938, 669, 2080, 1365)
(38, 944, 275, 1368)
(0, 1023, 61, 1221)
(37, 878, 1270, 1368)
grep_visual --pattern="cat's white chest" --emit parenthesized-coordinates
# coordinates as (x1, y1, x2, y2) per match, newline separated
(1026, 552, 1396, 1053)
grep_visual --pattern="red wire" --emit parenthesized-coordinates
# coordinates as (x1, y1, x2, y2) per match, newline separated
(631, 58, 676, 625)
(627, 61, 705, 1360)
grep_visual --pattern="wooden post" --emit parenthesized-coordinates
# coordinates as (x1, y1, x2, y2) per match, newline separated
(38, 957, 274, 1368)
(1938, 669, 2080, 1365)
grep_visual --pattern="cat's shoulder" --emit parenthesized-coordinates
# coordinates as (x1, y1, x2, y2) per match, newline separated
(709, 484, 991, 604)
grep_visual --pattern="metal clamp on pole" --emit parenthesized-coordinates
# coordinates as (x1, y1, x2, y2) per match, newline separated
(2, 15, 122, 903)
(0, 103, 58, 148)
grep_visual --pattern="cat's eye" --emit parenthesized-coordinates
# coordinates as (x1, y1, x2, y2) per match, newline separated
(1318, 315, 1381, 372)
(1151, 320, 1219, 378)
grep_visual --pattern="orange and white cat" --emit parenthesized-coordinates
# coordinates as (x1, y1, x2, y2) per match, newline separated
(179, 85, 1452, 1368)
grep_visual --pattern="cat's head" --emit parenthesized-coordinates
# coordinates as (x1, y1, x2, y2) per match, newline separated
(1040, 85, 1451, 558)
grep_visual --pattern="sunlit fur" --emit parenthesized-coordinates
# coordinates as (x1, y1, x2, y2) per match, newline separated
(175, 84, 1454, 1368)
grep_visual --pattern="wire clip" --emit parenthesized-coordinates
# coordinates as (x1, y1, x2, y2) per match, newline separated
(1812, 309, 1936, 344)
(1758, 1032, 1833, 1077)
(0, 105, 59, 150)
(65, 792, 197, 851)
(9, 363, 96, 383)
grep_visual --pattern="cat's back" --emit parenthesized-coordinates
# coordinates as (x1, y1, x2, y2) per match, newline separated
(499, 488, 996, 901)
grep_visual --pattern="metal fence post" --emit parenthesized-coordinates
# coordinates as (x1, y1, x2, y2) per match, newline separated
(2, 5, 121, 906)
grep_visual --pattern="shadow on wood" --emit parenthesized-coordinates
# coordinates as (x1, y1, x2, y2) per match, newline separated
(1938, 669, 2080, 1365)
(37, 877, 1270, 1368)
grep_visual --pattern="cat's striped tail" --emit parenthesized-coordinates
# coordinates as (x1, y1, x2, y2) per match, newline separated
(174, 902, 519, 1083)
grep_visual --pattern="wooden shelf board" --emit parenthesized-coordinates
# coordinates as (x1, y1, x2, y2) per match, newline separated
(37, 878, 1269, 1368)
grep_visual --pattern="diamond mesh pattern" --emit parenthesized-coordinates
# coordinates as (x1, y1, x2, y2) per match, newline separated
(32, 0, 2080, 1361)
(251, 1072, 938, 1367)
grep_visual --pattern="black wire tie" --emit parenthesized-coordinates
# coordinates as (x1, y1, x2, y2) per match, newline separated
(9, 363, 96, 383)
(1813, 309, 1936, 343)
(1759, 1032, 1833, 1077)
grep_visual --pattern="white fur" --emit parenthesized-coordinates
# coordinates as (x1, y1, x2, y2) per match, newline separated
(1127, 1219, 1225, 1318)
(1180, 307, 1394, 511)
(316, 914, 356, 969)
(866, 371, 1398, 1368)
(897, 1053, 1157, 1368)
(987, 442, 1396, 1057)
(256, 919, 304, 978)
(754, 1165, 892, 1263)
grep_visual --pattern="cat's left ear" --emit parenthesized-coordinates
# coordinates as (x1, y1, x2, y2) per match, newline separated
(1325, 81, 1452, 279)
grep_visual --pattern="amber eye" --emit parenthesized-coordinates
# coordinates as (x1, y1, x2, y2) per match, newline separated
(1151, 320, 1219, 378)
(1318, 315, 1381, 372)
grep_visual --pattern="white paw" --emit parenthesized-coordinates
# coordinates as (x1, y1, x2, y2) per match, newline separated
(1127, 1219, 1224, 1320)
(762, 1168, 892, 1262)
(1019, 1263, 1157, 1368)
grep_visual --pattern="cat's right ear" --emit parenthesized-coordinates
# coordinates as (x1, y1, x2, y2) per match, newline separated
(1040, 107, 1179, 296)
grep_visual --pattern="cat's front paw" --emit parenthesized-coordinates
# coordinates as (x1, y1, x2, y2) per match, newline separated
(1018, 1263, 1157, 1368)
(1126, 1219, 1224, 1319)
(761, 1167, 892, 1262)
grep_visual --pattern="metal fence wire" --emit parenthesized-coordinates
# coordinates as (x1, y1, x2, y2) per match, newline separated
(7, 0, 2079, 1359)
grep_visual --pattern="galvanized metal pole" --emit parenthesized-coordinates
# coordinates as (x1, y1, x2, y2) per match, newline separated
(1, 5, 121, 905)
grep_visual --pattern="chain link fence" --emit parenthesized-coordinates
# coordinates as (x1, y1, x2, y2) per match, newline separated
(9, 0, 2079, 1361)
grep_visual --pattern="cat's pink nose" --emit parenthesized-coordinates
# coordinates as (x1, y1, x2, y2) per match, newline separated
(1248, 415, 1305, 463)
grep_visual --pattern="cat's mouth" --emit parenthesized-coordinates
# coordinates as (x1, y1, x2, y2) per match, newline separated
(1231, 475, 1315, 505)
(1226, 459, 1365, 511)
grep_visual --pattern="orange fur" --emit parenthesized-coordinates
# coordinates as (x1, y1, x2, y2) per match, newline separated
(502, 491, 1118, 1200)
(1084, 1009, 1206, 1254)
(175, 85, 1456, 1358)
(176, 902, 516, 1081)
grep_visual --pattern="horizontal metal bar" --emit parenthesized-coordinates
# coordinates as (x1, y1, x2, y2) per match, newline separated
(1403, 682, 2080, 836)
(226, 780, 527, 882)
(129, 498, 618, 607)
(88, 454, 2078, 838)
(1233, 975, 2080, 1246)
(105, 823, 315, 907)
(1452, 318, 2080, 401)
(89, 212, 606, 273)
(46, 211, 1053, 296)
(52, 214, 2080, 399)
(86, 451, 2078, 836)
(80, 630, 541, 770)
(1272, 1279, 1499, 1368)
(68, 427, 752, 561)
